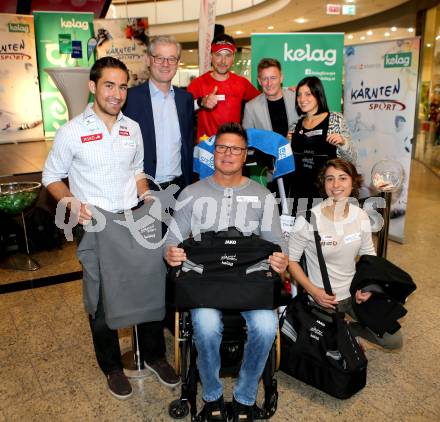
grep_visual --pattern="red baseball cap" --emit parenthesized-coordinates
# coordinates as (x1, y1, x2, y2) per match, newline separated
(211, 39, 236, 54)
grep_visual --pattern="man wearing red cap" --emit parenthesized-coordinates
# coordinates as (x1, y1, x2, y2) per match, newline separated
(188, 34, 260, 141)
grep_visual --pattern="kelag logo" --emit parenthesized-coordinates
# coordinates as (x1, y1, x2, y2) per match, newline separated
(384, 52, 411, 68)
(284, 43, 337, 66)
(60, 17, 89, 31)
(8, 23, 29, 33)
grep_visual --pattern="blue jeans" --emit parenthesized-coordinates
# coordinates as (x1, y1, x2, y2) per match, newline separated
(191, 308, 278, 406)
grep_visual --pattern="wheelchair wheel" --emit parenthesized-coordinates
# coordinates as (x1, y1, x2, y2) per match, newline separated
(275, 327, 281, 371)
(174, 311, 181, 375)
(169, 399, 189, 419)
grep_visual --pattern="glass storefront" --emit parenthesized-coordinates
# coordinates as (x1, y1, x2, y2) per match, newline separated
(415, 4, 440, 176)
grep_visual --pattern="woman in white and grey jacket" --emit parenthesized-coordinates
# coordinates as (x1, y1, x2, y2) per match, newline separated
(288, 158, 403, 349)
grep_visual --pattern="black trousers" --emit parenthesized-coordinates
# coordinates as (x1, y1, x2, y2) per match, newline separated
(88, 288, 166, 374)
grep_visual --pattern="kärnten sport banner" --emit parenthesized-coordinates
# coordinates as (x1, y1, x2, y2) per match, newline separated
(344, 38, 420, 242)
(251, 33, 344, 111)
(93, 17, 149, 88)
(0, 14, 43, 143)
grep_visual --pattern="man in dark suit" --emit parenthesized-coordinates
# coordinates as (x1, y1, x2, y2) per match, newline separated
(124, 35, 194, 191)
(124, 35, 195, 388)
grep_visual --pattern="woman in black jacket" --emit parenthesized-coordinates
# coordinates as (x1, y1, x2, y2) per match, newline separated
(288, 76, 356, 212)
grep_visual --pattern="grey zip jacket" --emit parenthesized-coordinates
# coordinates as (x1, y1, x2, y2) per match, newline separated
(77, 203, 166, 329)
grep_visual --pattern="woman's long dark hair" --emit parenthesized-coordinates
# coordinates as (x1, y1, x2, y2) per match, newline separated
(295, 76, 329, 116)
(316, 158, 363, 199)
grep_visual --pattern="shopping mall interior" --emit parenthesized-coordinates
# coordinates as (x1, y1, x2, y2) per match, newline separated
(0, 0, 439, 420)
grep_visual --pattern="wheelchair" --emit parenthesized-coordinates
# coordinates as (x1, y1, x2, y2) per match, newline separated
(168, 309, 281, 421)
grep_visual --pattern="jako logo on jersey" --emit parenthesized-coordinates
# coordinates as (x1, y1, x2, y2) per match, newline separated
(60, 17, 89, 31)
(224, 240, 237, 245)
(284, 43, 337, 66)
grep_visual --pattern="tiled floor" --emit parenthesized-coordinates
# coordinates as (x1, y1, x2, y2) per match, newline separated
(0, 159, 439, 421)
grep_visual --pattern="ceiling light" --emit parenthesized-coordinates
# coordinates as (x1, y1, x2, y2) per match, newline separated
(384, 32, 390, 37)
(360, 36, 366, 40)
(347, 34, 353, 39)
(367, 30, 373, 36)
(267, 25, 274, 30)
(346, 0, 355, 2)
(294, 18, 307, 24)
(391, 26, 397, 32)
(427, 43, 432, 47)
(436, 35, 440, 40)
(235, 30, 243, 35)
(408, 27, 414, 33)
(188, 49, 193, 53)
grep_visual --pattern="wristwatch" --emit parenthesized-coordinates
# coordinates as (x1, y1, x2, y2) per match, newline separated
(197, 96, 204, 108)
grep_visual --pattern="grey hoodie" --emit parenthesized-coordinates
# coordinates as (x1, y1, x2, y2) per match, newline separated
(77, 203, 166, 329)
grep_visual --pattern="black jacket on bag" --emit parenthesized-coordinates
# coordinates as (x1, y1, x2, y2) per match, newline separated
(350, 255, 416, 336)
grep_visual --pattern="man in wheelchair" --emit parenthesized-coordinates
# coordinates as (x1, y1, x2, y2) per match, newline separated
(165, 122, 288, 421)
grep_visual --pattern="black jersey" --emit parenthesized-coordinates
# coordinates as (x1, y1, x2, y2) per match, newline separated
(289, 114, 337, 202)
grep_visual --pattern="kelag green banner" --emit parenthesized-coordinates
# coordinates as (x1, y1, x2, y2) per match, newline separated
(33, 11, 94, 137)
(251, 33, 344, 111)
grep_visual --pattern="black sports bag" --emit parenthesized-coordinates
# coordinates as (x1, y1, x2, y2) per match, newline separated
(280, 294, 367, 399)
(166, 227, 283, 310)
(280, 212, 367, 399)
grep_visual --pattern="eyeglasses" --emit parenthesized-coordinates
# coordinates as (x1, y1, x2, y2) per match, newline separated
(150, 55, 179, 65)
(214, 144, 247, 155)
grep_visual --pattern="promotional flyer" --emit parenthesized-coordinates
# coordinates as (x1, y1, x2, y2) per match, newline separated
(0, 14, 43, 143)
(93, 17, 149, 87)
(34, 11, 94, 137)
